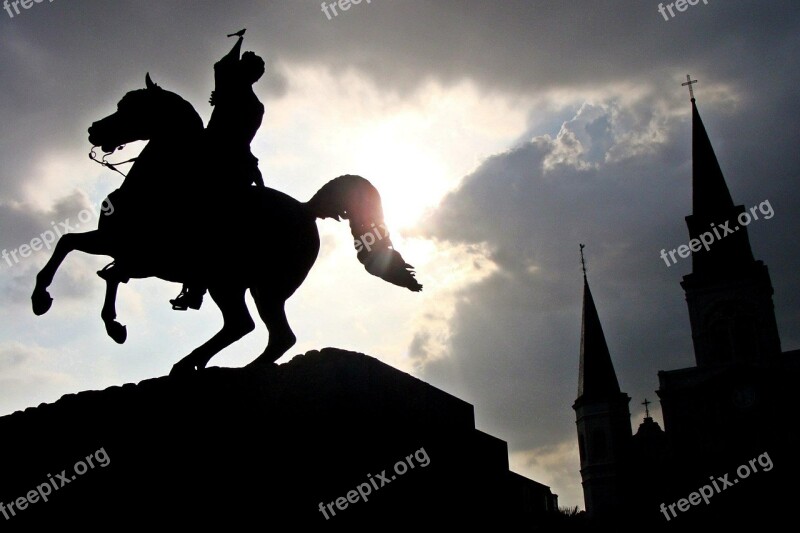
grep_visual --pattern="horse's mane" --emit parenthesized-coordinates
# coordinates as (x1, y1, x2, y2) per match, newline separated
(160, 90, 204, 135)
(121, 88, 204, 136)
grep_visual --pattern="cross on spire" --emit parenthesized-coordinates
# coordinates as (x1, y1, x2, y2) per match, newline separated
(682, 74, 698, 102)
(579, 244, 587, 280)
(642, 398, 652, 418)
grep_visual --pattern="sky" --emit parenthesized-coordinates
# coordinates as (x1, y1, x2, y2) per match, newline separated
(2, 0, 799, 510)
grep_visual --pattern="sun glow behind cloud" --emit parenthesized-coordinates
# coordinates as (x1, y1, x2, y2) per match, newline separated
(242, 65, 535, 373)
(256, 65, 532, 229)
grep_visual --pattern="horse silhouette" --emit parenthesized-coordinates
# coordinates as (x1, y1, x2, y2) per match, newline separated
(31, 74, 421, 376)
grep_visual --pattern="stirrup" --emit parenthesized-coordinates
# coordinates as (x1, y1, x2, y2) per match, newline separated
(96, 261, 130, 283)
(170, 287, 203, 311)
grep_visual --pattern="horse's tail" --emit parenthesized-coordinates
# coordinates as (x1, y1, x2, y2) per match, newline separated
(305, 175, 422, 292)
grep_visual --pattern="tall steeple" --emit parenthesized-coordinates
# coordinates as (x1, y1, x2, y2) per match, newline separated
(684, 97, 755, 275)
(680, 81, 781, 366)
(574, 246, 631, 518)
(691, 98, 735, 217)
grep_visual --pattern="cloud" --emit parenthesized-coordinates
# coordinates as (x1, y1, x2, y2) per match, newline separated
(0, 342, 76, 414)
(406, 240, 499, 368)
(1, 189, 109, 304)
(510, 440, 583, 511)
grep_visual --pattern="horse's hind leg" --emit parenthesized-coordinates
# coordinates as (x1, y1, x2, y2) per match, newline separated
(101, 276, 128, 344)
(246, 286, 297, 368)
(169, 286, 255, 377)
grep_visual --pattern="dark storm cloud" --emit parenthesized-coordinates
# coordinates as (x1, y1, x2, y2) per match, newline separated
(264, 1, 800, 100)
(2, 3, 796, 127)
(2, 0, 798, 199)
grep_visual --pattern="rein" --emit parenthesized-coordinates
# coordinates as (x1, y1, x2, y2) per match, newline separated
(89, 146, 138, 178)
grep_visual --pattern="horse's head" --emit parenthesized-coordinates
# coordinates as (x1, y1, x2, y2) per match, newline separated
(88, 73, 202, 153)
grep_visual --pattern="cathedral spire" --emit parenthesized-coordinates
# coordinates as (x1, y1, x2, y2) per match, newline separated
(680, 83, 781, 366)
(573, 246, 632, 517)
(691, 97, 734, 218)
(684, 92, 755, 275)
(577, 248, 621, 401)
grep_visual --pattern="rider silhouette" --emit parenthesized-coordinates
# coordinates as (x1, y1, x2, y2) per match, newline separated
(170, 29, 266, 311)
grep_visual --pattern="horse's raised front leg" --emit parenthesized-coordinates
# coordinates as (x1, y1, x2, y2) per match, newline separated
(169, 286, 255, 377)
(32, 231, 111, 315)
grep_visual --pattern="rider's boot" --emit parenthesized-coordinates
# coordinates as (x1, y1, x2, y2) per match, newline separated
(170, 285, 206, 311)
(97, 261, 130, 283)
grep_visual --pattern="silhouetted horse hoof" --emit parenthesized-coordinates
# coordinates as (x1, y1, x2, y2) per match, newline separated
(244, 357, 279, 370)
(169, 358, 204, 378)
(105, 321, 128, 344)
(31, 290, 53, 316)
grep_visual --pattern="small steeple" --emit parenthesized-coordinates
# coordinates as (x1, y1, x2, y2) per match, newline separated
(577, 246, 621, 400)
(573, 246, 632, 517)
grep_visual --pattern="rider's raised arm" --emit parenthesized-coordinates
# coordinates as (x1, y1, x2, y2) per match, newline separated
(217, 34, 244, 69)
(213, 33, 245, 101)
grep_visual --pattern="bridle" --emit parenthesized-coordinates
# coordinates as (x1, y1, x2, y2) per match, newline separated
(89, 145, 138, 178)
